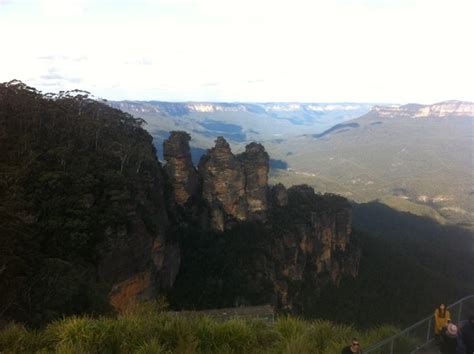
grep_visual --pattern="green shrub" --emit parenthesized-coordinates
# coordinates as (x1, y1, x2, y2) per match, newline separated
(196, 318, 256, 353)
(274, 316, 307, 341)
(0, 312, 402, 354)
(134, 338, 169, 354)
(0, 323, 51, 353)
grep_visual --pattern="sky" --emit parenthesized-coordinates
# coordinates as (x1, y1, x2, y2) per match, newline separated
(0, 0, 473, 103)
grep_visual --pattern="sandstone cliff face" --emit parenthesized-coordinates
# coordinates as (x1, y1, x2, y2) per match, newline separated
(164, 132, 360, 313)
(97, 135, 180, 312)
(163, 131, 198, 205)
(238, 142, 269, 220)
(267, 185, 359, 312)
(0, 81, 184, 323)
(270, 183, 288, 207)
(194, 137, 270, 230)
(371, 100, 474, 118)
(197, 137, 258, 230)
(102, 131, 359, 313)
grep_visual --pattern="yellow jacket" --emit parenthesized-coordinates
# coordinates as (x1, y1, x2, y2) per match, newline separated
(434, 309, 451, 335)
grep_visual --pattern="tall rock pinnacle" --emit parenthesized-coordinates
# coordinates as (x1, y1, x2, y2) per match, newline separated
(238, 142, 269, 220)
(198, 137, 248, 230)
(161, 131, 360, 312)
(163, 134, 271, 230)
(163, 131, 198, 205)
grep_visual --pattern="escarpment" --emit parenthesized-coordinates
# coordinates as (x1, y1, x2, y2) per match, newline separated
(0, 81, 180, 323)
(163, 132, 360, 313)
(267, 185, 359, 311)
(0, 80, 360, 325)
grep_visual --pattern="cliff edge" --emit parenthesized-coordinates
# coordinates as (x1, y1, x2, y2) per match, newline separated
(164, 132, 360, 313)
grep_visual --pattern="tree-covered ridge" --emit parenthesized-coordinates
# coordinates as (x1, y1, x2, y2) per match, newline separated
(0, 80, 167, 326)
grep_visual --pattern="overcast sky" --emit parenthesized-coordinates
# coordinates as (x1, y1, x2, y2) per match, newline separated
(1, 0, 473, 103)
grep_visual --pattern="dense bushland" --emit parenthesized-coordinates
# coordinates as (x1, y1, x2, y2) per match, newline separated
(0, 81, 163, 325)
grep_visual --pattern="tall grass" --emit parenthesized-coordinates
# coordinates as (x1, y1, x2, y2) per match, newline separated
(0, 302, 401, 353)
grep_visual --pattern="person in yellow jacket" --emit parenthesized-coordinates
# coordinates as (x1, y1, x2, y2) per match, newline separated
(435, 303, 451, 336)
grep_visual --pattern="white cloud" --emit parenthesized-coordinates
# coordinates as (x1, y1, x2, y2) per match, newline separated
(0, 0, 473, 102)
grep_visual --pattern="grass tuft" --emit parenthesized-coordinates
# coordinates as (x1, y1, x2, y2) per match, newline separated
(0, 303, 404, 354)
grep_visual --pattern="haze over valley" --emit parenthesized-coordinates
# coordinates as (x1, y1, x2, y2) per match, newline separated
(113, 99, 474, 226)
(1, 0, 474, 352)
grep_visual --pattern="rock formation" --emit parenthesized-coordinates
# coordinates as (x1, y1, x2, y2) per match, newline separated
(271, 183, 288, 207)
(0, 77, 361, 323)
(193, 137, 270, 230)
(163, 131, 198, 205)
(259, 185, 359, 311)
(164, 132, 360, 313)
(198, 137, 248, 230)
(238, 142, 269, 220)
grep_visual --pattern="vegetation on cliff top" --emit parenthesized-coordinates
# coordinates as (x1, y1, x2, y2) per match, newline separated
(0, 80, 164, 325)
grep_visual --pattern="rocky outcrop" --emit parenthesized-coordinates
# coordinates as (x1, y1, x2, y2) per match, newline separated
(238, 142, 269, 221)
(198, 137, 248, 230)
(192, 137, 270, 230)
(164, 132, 360, 313)
(163, 131, 198, 205)
(190, 137, 269, 231)
(271, 183, 289, 207)
(265, 185, 359, 311)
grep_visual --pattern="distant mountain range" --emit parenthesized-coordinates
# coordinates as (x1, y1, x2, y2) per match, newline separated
(112, 101, 374, 116)
(111, 99, 474, 226)
(370, 100, 474, 118)
(110, 100, 473, 147)
(109, 101, 374, 146)
(269, 100, 474, 226)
